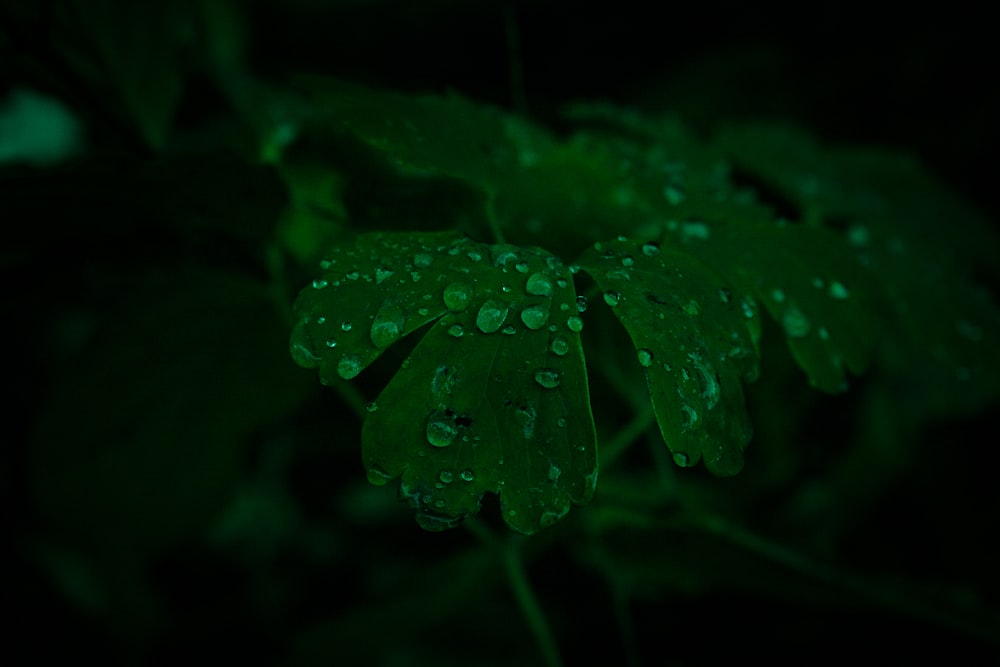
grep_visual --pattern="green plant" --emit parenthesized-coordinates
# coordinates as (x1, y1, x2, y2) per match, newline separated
(7, 2, 1000, 665)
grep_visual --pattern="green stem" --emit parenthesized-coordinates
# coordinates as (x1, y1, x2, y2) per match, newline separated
(600, 405, 657, 469)
(503, 537, 564, 667)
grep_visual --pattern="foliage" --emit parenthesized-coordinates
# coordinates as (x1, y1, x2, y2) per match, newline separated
(4, 1, 1000, 665)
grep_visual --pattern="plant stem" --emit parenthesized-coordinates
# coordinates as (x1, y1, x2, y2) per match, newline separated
(600, 406, 657, 469)
(503, 536, 564, 667)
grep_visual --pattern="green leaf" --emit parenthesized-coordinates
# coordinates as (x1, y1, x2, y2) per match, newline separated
(577, 237, 760, 475)
(290, 231, 597, 534)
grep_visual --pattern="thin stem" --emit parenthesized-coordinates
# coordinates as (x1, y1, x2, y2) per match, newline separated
(503, 537, 564, 667)
(600, 405, 657, 470)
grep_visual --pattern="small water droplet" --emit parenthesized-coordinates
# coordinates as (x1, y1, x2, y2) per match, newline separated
(548, 464, 561, 482)
(502, 324, 517, 335)
(782, 303, 810, 337)
(439, 470, 454, 484)
(576, 296, 588, 312)
(514, 261, 530, 273)
(771, 288, 786, 303)
(683, 300, 700, 316)
(526, 272, 553, 296)
(566, 316, 584, 332)
(467, 250, 483, 262)
(337, 353, 363, 380)
(664, 184, 686, 205)
(413, 253, 434, 268)
(370, 302, 406, 348)
(325, 338, 337, 348)
(365, 401, 378, 413)
(460, 469, 475, 482)
(476, 299, 509, 333)
(718, 288, 732, 304)
(672, 452, 690, 467)
(443, 282, 473, 312)
(621, 255, 635, 267)
(316, 316, 326, 324)
(637, 348, 654, 367)
(603, 291, 621, 307)
(426, 411, 458, 448)
(534, 369, 561, 389)
(375, 267, 394, 284)
(556, 417, 567, 428)
(828, 281, 850, 300)
(680, 404, 698, 430)
(556, 278, 568, 288)
(550, 336, 570, 356)
(312, 278, 328, 289)
(641, 241, 661, 257)
(448, 324, 464, 337)
(346, 271, 360, 281)
(520, 304, 550, 330)
(341, 321, 353, 332)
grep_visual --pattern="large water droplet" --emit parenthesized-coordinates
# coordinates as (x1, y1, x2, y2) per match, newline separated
(534, 369, 561, 389)
(443, 282, 473, 312)
(566, 316, 584, 332)
(603, 291, 621, 307)
(476, 299, 509, 333)
(337, 353, 364, 380)
(782, 303, 811, 338)
(426, 411, 458, 448)
(526, 272, 553, 296)
(370, 302, 406, 348)
(520, 304, 550, 330)
(367, 465, 392, 486)
(550, 336, 570, 356)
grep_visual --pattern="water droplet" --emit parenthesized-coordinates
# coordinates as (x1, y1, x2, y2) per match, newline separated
(621, 255, 634, 267)
(370, 303, 406, 348)
(316, 316, 326, 324)
(637, 349, 654, 367)
(557, 417, 567, 428)
(520, 304, 550, 330)
(341, 321, 353, 332)
(741, 297, 756, 319)
(771, 288, 786, 303)
(467, 250, 483, 262)
(782, 303, 810, 337)
(443, 282, 473, 312)
(502, 324, 517, 335)
(526, 272, 553, 296)
(365, 401, 378, 413)
(683, 300, 700, 316)
(426, 411, 458, 447)
(476, 299, 509, 333)
(312, 278, 328, 289)
(664, 184, 686, 205)
(375, 267, 394, 284)
(448, 324, 464, 338)
(680, 221, 709, 241)
(534, 369, 561, 389)
(346, 271, 360, 281)
(319, 259, 333, 270)
(576, 296, 588, 312)
(367, 465, 392, 486)
(460, 469, 475, 482)
(603, 291, 621, 307)
(566, 316, 584, 332)
(514, 261, 530, 273)
(672, 452, 690, 467)
(325, 338, 337, 348)
(548, 464, 561, 482)
(641, 241, 661, 257)
(413, 253, 434, 268)
(337, 353, 363, 380)
(828, 281, 850, 300)
(680, 404, 698, 430)
(718, 288, 732, 304)
(848, 225, 870, 246)
(550, 336, 570, 356)
(556, 278, 568, 288)
(439, 470, 454, 484)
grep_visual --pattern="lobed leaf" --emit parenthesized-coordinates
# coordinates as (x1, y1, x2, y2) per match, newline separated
(290, 231, 597, 534)
(578, 237, 760, 475)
